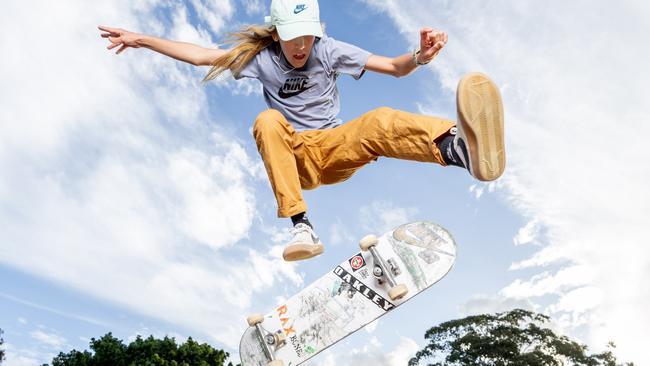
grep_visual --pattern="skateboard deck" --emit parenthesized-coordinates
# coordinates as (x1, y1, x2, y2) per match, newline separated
(239, 221, 457, 366)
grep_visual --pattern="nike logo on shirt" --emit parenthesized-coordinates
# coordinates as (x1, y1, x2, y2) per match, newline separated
(278, 77, 314, 98)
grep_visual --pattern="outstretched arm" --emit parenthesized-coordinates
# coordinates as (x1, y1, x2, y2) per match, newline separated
(98, 26, 227, 66)
(364, 27, 447, 77)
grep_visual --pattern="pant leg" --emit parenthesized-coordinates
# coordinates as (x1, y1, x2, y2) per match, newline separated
(309, 107, 456, 186)
(253, 107, 455, 216)
(253, 109, 312, 218)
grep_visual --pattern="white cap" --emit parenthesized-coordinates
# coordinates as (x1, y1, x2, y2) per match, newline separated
(268, 0, 322, 41)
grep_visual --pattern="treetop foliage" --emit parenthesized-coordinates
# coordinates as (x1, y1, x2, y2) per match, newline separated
(0, 328, 5, 365)
(409, 309, 634, 366)
(47, 333, 238, 366)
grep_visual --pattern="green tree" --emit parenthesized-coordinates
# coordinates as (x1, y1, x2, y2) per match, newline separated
(1, 328, 5, 365)
(48, 332, 237, 366)
(409, 309, 633, 366)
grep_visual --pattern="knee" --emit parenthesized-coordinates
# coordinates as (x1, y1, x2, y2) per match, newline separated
(369, 106, 398, 122)
(253, 109, 292, 140)
(364, 106, 397, 130)
(369, 106, 395, 118)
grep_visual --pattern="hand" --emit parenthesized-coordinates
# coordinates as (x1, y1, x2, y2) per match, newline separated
(418, 27, 448, 63)
(98, 25, 143, 54)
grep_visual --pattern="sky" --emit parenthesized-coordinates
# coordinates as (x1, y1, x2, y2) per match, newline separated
(1, 0, 648, 365)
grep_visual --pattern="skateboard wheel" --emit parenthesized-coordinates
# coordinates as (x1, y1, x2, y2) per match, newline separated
(246, 314, 264, 327)
(359, 234, 378, 251)
(268, 360, 284, 366)
(388, 284, 408, 301)
(274, 332, 286, 345)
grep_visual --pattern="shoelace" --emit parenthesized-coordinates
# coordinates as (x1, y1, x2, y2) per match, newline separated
(290, 224, 319, 244)
(290, 227, 302, 235)
(290, 224, 310, 235)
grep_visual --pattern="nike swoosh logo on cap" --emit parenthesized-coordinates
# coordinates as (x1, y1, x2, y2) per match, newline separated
(294, 4, 307, 14)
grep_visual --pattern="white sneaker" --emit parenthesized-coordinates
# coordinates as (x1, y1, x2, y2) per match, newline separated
(455, 72, 506, 181)
(282, 223, 324, 262)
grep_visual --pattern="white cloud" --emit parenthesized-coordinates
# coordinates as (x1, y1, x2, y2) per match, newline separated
(3, 343, 53, 366)
(359, 201, 419, 234)
(328, 217, 356, 246)
(0, 0, 298, 351)
(513, 219, 541, 246)
(4, 353, 45, 366)
(468, 183, 485, 199)
(0, 293, 110, 328)
(189, 0, 235, 36)
(552, 286, 603, 314)
(363, 0, 649, 363)
(30, 330, 68, 349)
(386, 336, 420, 366)
(459, 294, 536, 317)
(313, 336, 419, 366)
(240, 0, 265, 16)
(502, 266, 595, 299)
(364, 319, 380, 333)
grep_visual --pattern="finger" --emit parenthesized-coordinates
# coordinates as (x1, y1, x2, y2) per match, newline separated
(434, 41, 445, 51)
(423, 41, 445, 57)
(98, 25, 119, 33)
(100, 26, 123, 40)
(431, 36, 443, 48)
(429, 30, 445, 40)
(116, 44, 128, 55)
(420, 27, 433, 35)
(428, 30, 445, 46)
(420, 27, 433, 43)
(422, 36, 434, 49)
(107, 41, 121, 50)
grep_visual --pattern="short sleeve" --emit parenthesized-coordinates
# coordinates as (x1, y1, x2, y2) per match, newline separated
(233, 51, 262, 80)
(320, 36, 372, 80)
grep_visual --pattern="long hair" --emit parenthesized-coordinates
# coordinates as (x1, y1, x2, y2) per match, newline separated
(203, 24, 277, 82)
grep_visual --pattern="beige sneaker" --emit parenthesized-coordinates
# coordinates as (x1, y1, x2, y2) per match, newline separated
(455, 72, 506, 181)
(282, 223, 324, 262)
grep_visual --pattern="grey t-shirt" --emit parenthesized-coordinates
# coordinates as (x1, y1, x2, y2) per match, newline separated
(234, 34, 372, 131)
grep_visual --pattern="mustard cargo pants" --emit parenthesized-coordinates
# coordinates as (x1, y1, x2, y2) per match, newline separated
(253, 107, 456, 218)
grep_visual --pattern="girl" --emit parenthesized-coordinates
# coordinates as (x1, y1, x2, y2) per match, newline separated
(99, 0, 505, 262)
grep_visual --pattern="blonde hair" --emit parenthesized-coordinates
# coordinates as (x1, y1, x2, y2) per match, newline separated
(203, 25, 277, 82)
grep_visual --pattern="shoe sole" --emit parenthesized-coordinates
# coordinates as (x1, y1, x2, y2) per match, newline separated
(283, 243, 325, 262)
(456, 72, 505, 181)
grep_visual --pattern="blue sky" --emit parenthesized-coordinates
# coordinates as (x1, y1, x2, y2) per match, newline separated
(1, 0, 648, 365)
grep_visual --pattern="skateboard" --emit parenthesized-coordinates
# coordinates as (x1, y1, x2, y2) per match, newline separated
(239, 221, 457, 366)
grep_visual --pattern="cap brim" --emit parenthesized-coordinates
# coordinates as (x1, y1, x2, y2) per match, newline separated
(276, 21, 323, 41)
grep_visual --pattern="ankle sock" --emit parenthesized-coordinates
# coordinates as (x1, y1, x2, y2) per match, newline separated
(291, 212, 313, 229)
(437, 130, 466, 168)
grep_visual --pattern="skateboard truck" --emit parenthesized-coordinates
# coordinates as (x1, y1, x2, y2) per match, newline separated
(246, 314, 286, 366)
(359, 234, 409, 301)
(372, 258, 401, 284)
